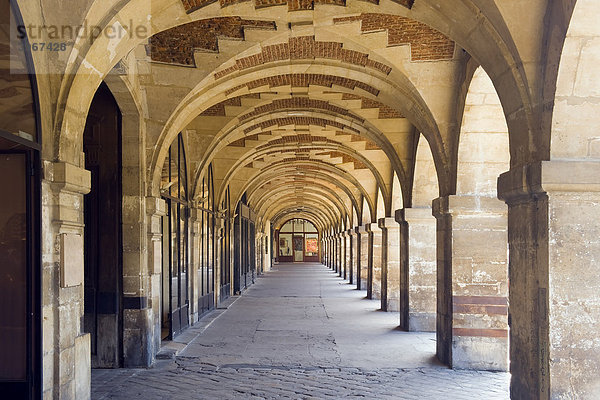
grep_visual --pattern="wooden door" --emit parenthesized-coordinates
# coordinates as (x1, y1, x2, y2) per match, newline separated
(83, 83, 123, 367)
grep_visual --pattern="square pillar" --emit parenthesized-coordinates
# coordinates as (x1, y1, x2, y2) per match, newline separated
(404, 208, 437, 332)
(145, 197, 166, 364)
(344, 230, 352, 281)
(326, 237, 331, 268)
(342, 231, 350, 280)
(433, 195, 509, 371)
(356, 225, 369, 290)
(499, 161, 600, 399)
(379, 217, 402, 312)
(349, 229, 358, 285)
(329, 236, 334, 270)
(338, 233, 345, 278)
(368, 223, 383, 300)
(333, 236, 339, 272)
(45, 162, 91, 400)
(335, 233, 342, 274)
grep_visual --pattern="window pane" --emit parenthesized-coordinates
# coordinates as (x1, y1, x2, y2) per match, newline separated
(0, 5, 38, 142)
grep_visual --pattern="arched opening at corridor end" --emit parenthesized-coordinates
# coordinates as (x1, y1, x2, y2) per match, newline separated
(274, 218, 320, 264)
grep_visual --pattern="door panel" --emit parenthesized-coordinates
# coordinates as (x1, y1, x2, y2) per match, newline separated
(83, 83, 123, 368)
(293, 236, 304, 262)
(0, 153, 27, 381)
(0, 149, 39, 398)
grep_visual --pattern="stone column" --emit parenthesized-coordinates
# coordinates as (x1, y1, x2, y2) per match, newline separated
(433, 195, 509, 371)
(327, 236, 335, 270)
(341, 232, 349, 280)
(332, 236, 337, 271)
(44, 162, 91, 400)
(344, 230, 351, 281)
(499, 161, 600, 399)
(333, 235, 338, 272)
(379, 217, 402, 312)
(349, 229, 358, 285)
(368, 223, 383, 300)
(404, 208, 437, 331)
(145, 197, 166, 363)
(357, 225, 369, 291)
(337, 233, 344, 276)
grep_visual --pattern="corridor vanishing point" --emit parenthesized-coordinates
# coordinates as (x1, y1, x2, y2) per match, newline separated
(0, 0, 599, 399)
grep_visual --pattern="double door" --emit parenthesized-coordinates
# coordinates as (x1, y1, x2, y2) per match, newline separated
(0, 139, 40, 398)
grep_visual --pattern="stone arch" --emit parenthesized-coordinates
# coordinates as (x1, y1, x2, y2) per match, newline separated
(150, 62, 445, 200)
(251, 185, 351, 222)
(49, 0, 547, 187)
(213, 139, 390, 211)
(227, 160, 375, 220)
(243, 168, 361, 220)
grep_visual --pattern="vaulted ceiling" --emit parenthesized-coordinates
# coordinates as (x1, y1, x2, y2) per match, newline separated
(132, 4, 469, 232)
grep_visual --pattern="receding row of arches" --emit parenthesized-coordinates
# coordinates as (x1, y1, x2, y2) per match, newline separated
(3, 0, 600, 399)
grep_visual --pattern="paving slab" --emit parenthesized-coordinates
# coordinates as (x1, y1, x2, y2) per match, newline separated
(92, 262, 509, 399)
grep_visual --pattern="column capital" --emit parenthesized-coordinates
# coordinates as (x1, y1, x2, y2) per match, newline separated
(146, 196, 166, 217)
(378, 217, 399, 230)
(394, 208, 405, 223)
(366, 222, 382, 233)
(348, 228, 358, 237)
(434, 193, 510, 222)
(432, 195, 505, 217)
(48, 161, 91, 195)
(498, 160, 600, 205)
(404, 206, 433, 222)
(357, 225, 368, 234)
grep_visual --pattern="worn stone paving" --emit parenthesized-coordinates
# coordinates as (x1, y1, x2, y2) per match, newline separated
(92, 263, 509, 399)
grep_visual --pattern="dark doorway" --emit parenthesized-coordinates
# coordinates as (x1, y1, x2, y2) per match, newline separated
(83, 83, 123, 368)
(233, 199, 256, 294)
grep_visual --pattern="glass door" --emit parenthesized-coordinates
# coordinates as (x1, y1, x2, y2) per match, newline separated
(293, 235, 304, 262)
(161, 134, 189, 339)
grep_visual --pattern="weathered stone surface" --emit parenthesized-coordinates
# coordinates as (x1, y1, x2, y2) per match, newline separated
(433, 195, 509, 371)
(404, 208, 436, 332)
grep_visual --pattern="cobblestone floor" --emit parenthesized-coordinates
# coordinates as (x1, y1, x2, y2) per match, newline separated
(92, 263, 509, 399)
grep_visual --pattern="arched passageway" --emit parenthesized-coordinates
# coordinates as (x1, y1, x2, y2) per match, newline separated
(2, 0, 600, 398)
